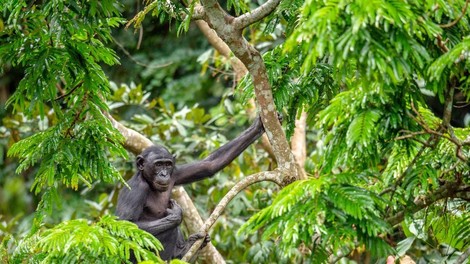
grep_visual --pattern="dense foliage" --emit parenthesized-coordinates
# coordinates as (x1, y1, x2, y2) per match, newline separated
(5, 215, 163, 263)
(1, 0, 470, 263)
(242, 0, 470, 262)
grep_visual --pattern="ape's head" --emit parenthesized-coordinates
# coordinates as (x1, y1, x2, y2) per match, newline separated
(137, 145, 176, 191)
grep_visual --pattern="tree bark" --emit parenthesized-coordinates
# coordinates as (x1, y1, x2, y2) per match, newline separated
(199, 0, 301, 186)
(194, 20, 247, 81)
(291, 111, 307, 178)
(195, 18, 280, 164)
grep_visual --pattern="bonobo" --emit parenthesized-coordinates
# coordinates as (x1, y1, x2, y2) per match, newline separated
(116, 116, 266, 261)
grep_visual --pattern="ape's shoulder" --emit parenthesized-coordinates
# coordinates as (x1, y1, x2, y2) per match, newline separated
(126, 173, 150, 191)
(116, 173, 149, 221)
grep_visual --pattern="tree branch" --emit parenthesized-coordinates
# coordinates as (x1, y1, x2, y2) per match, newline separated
(386, 181, 468, 226)
(442, 84, 455, 128)
(200, 0, 233, 31)
(233, 0, 282, 29)
(194, 18, 281, 170)
(192, 5, 206, 20)
(173, 186, 226, 263)
(193, 17, 282, 167)
(104, 112, 153, 154)
(200, 0, 300, 186)
(182, 170, 283, 261)
(194, 20, 248, 81)
(439, 0, 470, 28)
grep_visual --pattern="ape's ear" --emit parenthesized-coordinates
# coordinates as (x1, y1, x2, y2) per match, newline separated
(136, 155, 145, 171)
(173, 154, 177, 162)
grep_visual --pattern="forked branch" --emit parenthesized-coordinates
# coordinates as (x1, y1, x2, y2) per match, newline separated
(182, 170, 283, 261)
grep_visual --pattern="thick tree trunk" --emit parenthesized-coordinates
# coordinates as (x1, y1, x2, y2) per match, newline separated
(199, 0, 302, 185)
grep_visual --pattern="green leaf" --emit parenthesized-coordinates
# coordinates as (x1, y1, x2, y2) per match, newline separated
(396, 237, 415, 257)
(346, 109, 381, 150)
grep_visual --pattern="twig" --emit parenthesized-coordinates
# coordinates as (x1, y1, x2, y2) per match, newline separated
(112, 37, 173, 69)
(383, 101, 449, 199)
(136, 0, 144, 50)
(182, 170, 282, 262)
(394, 130, 427, 141)
(408, 101, 469, 162)
(54, 80, 84, 101)
(409, 101, 439, 134)
(64, 92, 89, 138)
(439, 0, 470, 28)
(137, 23, 144, 50)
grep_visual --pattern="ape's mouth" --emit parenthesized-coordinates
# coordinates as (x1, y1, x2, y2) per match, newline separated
(154, 182, 169, 189)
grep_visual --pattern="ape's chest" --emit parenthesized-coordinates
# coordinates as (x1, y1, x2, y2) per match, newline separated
(143, 193, 170, 219)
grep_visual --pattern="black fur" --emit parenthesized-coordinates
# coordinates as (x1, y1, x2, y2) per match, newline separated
(116, 117, 266, 261)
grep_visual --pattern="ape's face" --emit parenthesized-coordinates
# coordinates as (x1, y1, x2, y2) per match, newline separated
(137, 147, 175, 191)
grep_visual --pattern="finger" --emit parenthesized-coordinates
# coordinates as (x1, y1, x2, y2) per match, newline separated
(191, 232, 204, 239)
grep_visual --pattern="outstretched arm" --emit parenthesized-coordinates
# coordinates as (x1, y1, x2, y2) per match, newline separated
(174, 116, 265, 185)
